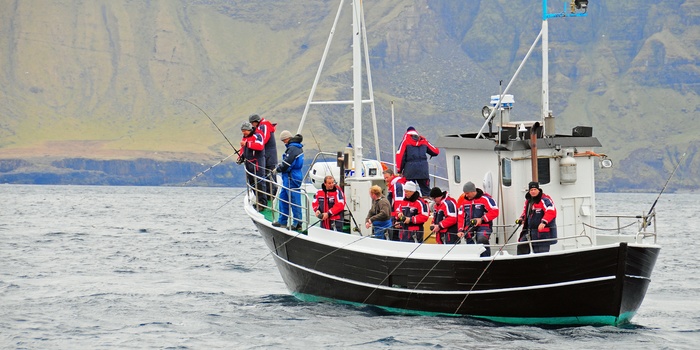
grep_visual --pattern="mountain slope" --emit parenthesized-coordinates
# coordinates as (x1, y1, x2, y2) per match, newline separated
(0, 0, 698, 190)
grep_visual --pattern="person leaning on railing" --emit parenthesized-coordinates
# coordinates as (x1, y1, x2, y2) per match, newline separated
(365, 185, 392, 239)
(239, 121, 267, 211)
(313, 176, 346, 232)
(516, 181, 558, 255)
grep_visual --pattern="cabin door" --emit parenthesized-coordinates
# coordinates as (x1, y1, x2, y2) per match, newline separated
(558, 195, 593, 250)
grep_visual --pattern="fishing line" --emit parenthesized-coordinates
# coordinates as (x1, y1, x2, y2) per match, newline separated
(214, 187, 249, 213)
(361, 231, 436, 304)
(409, 226, 476, 296)
(249, 220, 322, 268)
(642, 151, 686, 228)
(176, 99, 241, 156)
(452, 223, 521, 315)
(181, 152, 237, 186)
(313, 234, 373, 268)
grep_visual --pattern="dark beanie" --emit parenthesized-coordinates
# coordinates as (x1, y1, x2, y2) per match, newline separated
(528, 181, 540, 190)
(429, 187, 445, 199)
(249, 114, 261, 123)
(407, 126, 416, 132)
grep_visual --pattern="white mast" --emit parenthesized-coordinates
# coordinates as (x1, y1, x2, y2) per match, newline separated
(297, 0, 380, 167)
(352, 0, 363, 180)
(542, 17, 549, 124)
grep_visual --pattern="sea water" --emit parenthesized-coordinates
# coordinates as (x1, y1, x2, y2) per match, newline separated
(1, 185, 698, 349)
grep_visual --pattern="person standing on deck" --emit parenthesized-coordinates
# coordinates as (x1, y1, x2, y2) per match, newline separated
(313, 176, 346, 232)
(249, 114, 278, 200)
(516, 181, 558, 255)
(429, 187, 459, 244)
(365, 185, 392, 239)
(273, 131, 304, 231)
(394, 181, 429, 243)
(383, 168, 406, 241)
(457, 181, 499, 257)
(239, 121, 267, 211)
(395, 126, 439, 197)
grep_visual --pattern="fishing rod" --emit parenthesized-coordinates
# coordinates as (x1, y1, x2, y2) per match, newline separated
(182, 152, 237, 186)
(214, 187, 249, 213)
(642, 151, 686, 228)
(453, 223, 522, 315)
(177, 99, 241, 156)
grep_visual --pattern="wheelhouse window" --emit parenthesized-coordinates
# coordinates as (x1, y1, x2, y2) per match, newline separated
(502, 158, 512, 186)
(537, 158, 550, 185)
(453, 155, 461, 183)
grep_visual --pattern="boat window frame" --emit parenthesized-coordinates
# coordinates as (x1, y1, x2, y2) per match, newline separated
(538, 158, 550, 185)
(501, 157, 512, 187)
(453, 155, 461, 184)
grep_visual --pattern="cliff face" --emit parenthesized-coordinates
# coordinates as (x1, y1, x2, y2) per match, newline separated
(1, 1, 699, 190)
(0, 158, 244, 186)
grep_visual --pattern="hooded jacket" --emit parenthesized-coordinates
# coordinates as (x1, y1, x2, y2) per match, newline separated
(276, 134, 304, 185)
(395, 129, 439, 179)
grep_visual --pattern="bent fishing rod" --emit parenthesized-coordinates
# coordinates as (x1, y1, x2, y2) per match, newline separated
(177, 99, 242, 157)
(642, 151, 686, 228)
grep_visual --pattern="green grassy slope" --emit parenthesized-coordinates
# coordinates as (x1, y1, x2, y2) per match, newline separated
(0, 0, 698, 190)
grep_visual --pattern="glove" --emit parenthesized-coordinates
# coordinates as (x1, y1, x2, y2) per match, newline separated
(515, 218, 522, 225)
(236, 157, 245, 165)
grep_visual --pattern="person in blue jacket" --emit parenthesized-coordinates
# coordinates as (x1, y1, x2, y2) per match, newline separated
(273, 130, 304, 231)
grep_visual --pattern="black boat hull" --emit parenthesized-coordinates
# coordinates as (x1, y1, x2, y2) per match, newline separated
(254, 221, 659, 326)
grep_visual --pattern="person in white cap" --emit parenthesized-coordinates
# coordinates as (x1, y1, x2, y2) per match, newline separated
(394, 181, 429, 243)
(273, 131, 304, 231)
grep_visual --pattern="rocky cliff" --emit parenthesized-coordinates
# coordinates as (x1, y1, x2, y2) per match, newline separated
(0, 0, 699, 190)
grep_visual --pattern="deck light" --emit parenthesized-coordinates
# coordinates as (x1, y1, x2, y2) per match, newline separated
(574, 0, 588, 10)
(482, 106, 493, 119)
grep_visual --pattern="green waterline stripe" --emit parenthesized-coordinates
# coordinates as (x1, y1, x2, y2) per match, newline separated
(292, 292, 634, 326)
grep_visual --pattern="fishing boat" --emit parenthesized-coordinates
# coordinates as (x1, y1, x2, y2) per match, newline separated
(243, 0, 660, 326)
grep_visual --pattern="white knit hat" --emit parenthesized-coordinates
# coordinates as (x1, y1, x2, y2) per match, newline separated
(279, 130, 293, 141)
(403, 181, 417, 192)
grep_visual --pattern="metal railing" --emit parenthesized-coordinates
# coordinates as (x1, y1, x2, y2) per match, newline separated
(592, 209, 657, 244)
(243, 165, 313, 231)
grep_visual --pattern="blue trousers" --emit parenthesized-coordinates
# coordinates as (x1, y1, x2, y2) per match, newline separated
(371, 219, 393, 239)
(278, 178, 302, 226)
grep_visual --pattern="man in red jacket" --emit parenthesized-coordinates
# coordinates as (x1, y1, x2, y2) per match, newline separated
(429, 187, 459, 244)
(395, 126, 439, 197)
(313, 176, 346, 232)
(516, 181, 558, 255)
(249, 114, 278, 197)
(457, 181, 499, 257)
(239, 121, 267, 211)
